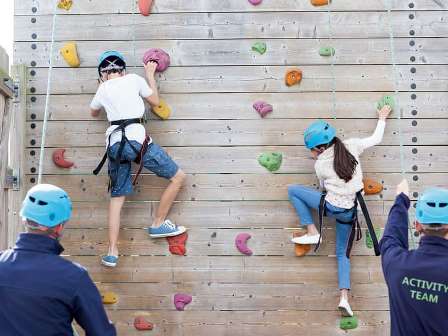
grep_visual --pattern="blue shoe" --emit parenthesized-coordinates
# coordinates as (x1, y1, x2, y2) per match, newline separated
(148, 219, 186, 238)
(101, 255, 118, 267)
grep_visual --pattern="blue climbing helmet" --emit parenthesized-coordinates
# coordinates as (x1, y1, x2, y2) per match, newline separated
(98, 50, 126, 74)
(20, 184, 72, 227)
(304, 120, 337, 150)
(416, 188, 448, 225)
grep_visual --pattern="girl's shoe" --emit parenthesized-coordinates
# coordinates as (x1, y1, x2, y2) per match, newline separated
(101, 255, 118, 267)
(148, 219, 186, 238)
(291, 234, 321, 245)
(338, 298, 354, 317)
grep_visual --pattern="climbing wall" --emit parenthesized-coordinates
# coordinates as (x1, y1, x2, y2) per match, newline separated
(14, 0, 448, 335)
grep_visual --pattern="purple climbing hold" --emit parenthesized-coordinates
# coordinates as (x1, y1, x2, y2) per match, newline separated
(142, 48, 171, 72)
(253, 101, 273, 118)
(248, 0, 262, 5)
(174, 293, 192, 311)
(235, 233, 253, 256)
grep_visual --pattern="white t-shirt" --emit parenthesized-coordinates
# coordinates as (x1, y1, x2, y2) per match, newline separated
(90, 73, 153, 147)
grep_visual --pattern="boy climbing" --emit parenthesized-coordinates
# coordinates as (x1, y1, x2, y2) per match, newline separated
(288, 105, 391, 316)
(0, 184, 116, 336)
(90, 51, 186, 267)
(381, 179, 448, 335)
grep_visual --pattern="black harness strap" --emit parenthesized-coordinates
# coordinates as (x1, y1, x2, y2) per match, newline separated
(356, 191, 380, 256)
(314, 192, 327, 252)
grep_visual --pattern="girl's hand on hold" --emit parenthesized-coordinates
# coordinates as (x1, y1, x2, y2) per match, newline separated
(378, 105, 392, 120)
(396, 179, 410, 197)
(144, 61, 157, 78)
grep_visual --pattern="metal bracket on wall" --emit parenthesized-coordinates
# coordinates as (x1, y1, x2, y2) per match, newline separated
(5, 168, 20, 191)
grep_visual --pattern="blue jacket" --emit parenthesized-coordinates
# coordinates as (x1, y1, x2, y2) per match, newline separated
(380, 193, 448, 336)
(0, 233, 117, 336)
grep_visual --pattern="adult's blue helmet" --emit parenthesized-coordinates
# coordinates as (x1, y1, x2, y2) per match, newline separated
(304, 120, 336, 149)
(416, 188, 448, 225)
(20, 184, 72, 227)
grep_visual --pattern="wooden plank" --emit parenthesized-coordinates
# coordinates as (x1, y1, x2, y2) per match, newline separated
(26, 119, 448, 147)
(26, 92, 448, 121)
(16, 38, 444, 67)
(25, 173, 444, 202)
(0, 92, 10, 249)
(15, 0, 446, 15)
(14, 12, 448, 42)
(26, 65, 448, 94)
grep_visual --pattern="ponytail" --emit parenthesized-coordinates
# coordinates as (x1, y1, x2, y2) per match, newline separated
(319, 137, 358, 182)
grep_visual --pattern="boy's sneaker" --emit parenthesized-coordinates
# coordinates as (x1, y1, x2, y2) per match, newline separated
(148, 219, 186, 238)
(338, 298, 354, 317)
(101, 255, 118, 267)
(291, 233, 321, 245)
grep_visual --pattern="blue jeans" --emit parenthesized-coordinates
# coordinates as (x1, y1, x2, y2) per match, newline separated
(288, 185, 355, 290)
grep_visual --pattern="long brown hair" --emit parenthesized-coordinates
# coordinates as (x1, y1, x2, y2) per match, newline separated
(318, 137, 358, 182)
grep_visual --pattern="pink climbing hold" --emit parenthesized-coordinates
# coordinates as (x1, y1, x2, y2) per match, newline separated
(174, 293, 192, 311)
(142, 48, 171, 72)
(253, 101, 273, 118)
(248, 0, 262, 5)
(235, 233, 253, 256)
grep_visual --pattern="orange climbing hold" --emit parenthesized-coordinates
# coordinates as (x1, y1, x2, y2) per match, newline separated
(57, 0, 73, 10)
(138, 0, 153, 16)
(101, 291, 118, 304)
(285, 68, 302, 87)
(363, 178, 383, 195)
(52, 149, 74, 169)
(293, 232, 311, 257)
(310, 0, 330, 6)
(134, 316, 154, 331)
(166, 232, 188, 255)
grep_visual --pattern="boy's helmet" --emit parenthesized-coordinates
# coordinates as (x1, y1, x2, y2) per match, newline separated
(20, 184, 72, 227)
(98, 50, 126, 74)
(304, 120, 336, 149)
(416, 188, 448, 225)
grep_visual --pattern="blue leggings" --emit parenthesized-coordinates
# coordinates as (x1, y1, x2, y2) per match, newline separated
(288, 185, 355, 290)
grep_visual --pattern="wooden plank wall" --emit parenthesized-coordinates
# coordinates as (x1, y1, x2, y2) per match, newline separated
(14, 0, 448, 335)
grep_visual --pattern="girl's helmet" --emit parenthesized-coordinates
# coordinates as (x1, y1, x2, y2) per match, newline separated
(304, 120, 336, 150)
(416, 188, 448, 225)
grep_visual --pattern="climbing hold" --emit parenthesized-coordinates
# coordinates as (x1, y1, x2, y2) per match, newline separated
(166, 232, 188, 256)
(377, 95, 395, 111)
(366, 227, 382, 249)
(293, 232, 311, 257)
(258, 152, 282, 172)
(101, 291, 118, 304)
(248, 0, 262, 5)
(174, 293, 192, 311)
(152, 99, 171, 120)
(363, 178, 383, 195)
(253, 101, 273, 118)
(311, 0, 330, 6)
(252, 42, 267, 55)
(134, 316, 154, 331)
(60, 42, 80, 67)
(235, 233, 253, 256)
(285, 68, 302, 87)
(138, 0, 153, 16)
(142, 48, 171, 72)
(340, 316, 358, 330)
(57, 0, 73, 10)
(52, 149, 74, 169)
(319, 47, 335, 57)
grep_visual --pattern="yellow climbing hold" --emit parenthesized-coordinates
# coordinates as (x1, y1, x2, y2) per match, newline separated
(101, 291, 118, 304)
(152, 99, 171, 120)
(57, 0, 73, 11)
(60, 42, 80, 67)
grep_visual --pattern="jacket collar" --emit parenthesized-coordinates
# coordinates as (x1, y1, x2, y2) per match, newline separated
(14, 233, 64, 255)
(418, 235, 448, 254)
(317, 146, 334, 161)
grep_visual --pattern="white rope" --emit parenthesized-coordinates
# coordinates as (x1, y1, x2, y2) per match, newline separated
(384, 0, 417, 249)
(37, 0, 58, 184)
(326, 2, 337, 119)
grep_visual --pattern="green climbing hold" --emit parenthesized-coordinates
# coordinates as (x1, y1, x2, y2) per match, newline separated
(340, 316, 358, 330)
(377, 95, 395, 111)
(258, 152, 282, 172)
(366, 227, 382, 249)
(252, 42, 267, 55)
(319, 47, 335, 57)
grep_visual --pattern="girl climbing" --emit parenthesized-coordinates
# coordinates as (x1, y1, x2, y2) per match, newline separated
(288, 105, 392, 316)
(90, 51, 187, 267)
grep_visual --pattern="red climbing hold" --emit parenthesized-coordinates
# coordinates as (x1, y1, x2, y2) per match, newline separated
(134, 316, 154, 331)
(52, 149, 74, 169)
(253, 101, 273, 118)
(142, 48, 171, 72)
(166, 232, 188, 256)
(248, 0, 262, 5)
(138, 0, 153, 16)
(235, 233, 253, 256)
(174, 293, 192, 311)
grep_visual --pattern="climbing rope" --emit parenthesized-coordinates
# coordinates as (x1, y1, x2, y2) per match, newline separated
(326, 1, 337, 119)
(384, 0, 417, 249)
(37, 0, 58, 184)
